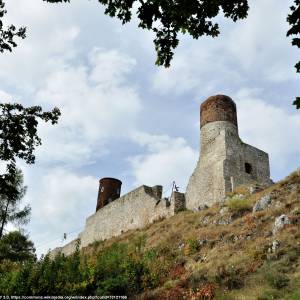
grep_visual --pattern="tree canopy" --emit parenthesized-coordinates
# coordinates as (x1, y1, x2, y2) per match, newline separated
(0, 231, 36, 262)
(0, 168, 28, 239)
(0, 0, 26, 53)
(287, 0, 300, 108)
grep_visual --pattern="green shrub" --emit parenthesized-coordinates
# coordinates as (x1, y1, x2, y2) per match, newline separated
(0, 240, 94, 296)
(266, 271, 289, 289)
(184, 239, 200, 255)
(214, 265, 244, 290)
(0, 235, 168, 296)
(286, 289, 300, 300)
(94, 235, 163, 296)
(188, 270, 207, 289)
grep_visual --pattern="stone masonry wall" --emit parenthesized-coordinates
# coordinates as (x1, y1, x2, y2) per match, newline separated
(50, 186, 185, 257)
(186, 121, 271, 210)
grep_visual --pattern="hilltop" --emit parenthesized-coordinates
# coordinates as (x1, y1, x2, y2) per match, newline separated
(1, 168, 300, 299)
(80, 168, 300, 299)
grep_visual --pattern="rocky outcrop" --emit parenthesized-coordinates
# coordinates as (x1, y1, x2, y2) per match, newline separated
(273, 214, 291, 235)
(253, 194, 272, 212)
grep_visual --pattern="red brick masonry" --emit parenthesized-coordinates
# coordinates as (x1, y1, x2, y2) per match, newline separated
(200, 95, 238, 128)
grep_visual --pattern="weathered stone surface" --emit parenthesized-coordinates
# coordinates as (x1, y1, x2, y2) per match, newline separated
(273, 214, 291, 235)
(172, 192, 186, 213)
(214, 217, 232, 225)
(220, 207, 229, 215)
(200, 95, 237, 128)
(253, 194, 272, 212)
(186, 95, 272, 210)
(50, 186, 185, 257)
(268, 240, 280, 253)
(198, 204, 209, 211)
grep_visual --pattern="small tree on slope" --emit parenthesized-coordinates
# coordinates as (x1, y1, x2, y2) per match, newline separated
(0, 168, 28, 239)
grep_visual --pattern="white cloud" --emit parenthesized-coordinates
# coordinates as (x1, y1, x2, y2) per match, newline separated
(129, 132, 198, 192)
(35, 48, 141, 165)
(226, 0, 296, 81)
(0, 13, 80, 91)
(89, 48, 136, 85)
(24, 167, 98, 256)
(0, 90, 13, 102)
(151, 43, 243, 96)
(234, 88, 300, 177)
(152, 0, 298, 96)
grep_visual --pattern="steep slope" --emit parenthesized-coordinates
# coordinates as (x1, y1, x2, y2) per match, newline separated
(1, 169, 300, 299)
(76, 168, 300, 299)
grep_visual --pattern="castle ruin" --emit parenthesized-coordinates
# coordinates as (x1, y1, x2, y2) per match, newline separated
(186, 95, 272, 210)
(50, 94, 272, 257)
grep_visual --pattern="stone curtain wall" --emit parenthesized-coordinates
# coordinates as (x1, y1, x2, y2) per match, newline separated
(50, 186, 185, 257)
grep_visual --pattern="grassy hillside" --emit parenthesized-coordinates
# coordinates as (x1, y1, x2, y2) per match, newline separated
(1, 169, 300, 299)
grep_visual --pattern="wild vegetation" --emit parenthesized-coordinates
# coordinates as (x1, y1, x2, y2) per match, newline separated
(1, 169, 300, 299)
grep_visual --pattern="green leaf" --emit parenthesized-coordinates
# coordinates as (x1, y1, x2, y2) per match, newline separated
(293, 97, 300, 109)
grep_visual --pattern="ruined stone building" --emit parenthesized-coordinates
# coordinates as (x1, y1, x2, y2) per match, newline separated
(186, 95, 272, 210)
(50, 94, 272, 256)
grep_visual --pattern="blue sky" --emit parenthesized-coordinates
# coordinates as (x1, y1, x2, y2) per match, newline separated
(0, 0, 299, 256)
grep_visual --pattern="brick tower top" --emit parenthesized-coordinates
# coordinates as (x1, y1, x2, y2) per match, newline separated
(96, 177, 122, 212)
(200, 95, 238, 128)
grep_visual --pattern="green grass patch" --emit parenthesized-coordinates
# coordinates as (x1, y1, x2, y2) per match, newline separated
(226, 196, 252, 214)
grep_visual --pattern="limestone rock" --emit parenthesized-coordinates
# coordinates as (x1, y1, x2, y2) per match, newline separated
(178, 242, 185, 250)
(272, 240, 280, 252)
(214, 217, 232, 225)
(198, 204, 209, 211)
(273, 214, 291, 235)
(253, 194, 272, 212)
(267, 240, 280, 257)
(202, 216, 211, 225)
(249, 185, 262, 194)
(220, 207, 229, 215)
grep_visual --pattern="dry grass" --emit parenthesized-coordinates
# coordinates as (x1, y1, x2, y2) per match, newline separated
(79, 169, 300, 299)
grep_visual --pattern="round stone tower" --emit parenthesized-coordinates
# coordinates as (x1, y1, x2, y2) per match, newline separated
(96, 177, 122, 212)
(199, 95, 239, 156)
(185, 94, 271, 210)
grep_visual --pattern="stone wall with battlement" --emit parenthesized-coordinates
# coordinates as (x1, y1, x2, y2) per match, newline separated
(50, 94, 272, 257)
(50, 186, 185, 257)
